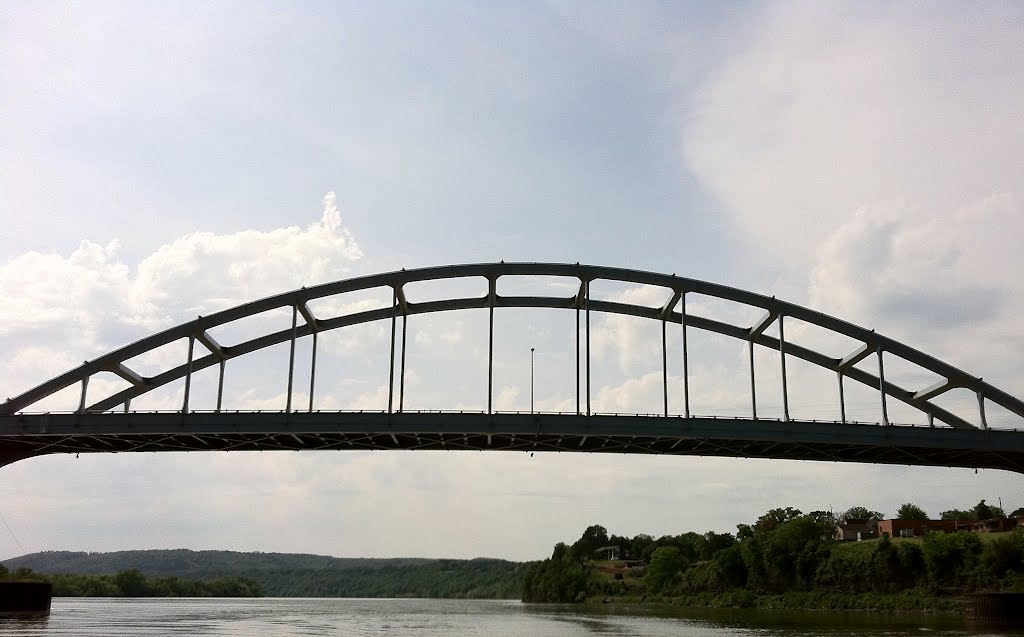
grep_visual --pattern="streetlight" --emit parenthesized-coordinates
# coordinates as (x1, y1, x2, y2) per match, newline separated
(530, 347, 535, 414)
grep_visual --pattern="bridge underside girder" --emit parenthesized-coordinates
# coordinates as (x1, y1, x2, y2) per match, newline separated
(1, 412, 1022, 473)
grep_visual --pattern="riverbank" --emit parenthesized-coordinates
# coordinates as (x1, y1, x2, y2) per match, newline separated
(587, 589, 963, 613)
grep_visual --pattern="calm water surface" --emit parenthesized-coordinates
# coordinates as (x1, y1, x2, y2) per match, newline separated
(0, 598, 1019, 636)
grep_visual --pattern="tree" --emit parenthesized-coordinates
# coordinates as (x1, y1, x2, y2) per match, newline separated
(982, 528, 1024, 578)
(974, 499, 993, 521)
(921, 531, 982, 587)
(673, 532, 702, 564)
(1013, 507, 1024, 517)
(629, 534, 654, 561)
(840, 506, 883, 521)
(896, 503, 929, 520)
(645, 546, 684, 595)
(755, 507, 803, 533)
(711, 545, 747, 588)
(701, 531, 737, 561)
(570, 525, 608, 561)
(940, 508, 974, 521)
(114, 569, 148, 596)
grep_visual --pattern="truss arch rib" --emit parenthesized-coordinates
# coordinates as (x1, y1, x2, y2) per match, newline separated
(3, 263, 1022, 433)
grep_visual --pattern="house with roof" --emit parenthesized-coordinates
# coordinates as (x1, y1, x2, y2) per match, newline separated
(834, 518, 879, 541)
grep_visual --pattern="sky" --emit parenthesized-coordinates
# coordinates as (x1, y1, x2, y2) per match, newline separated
(1, 1, 1022, 562)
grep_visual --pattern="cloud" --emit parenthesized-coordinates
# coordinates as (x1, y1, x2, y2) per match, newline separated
(809, 195, 1019, 331)
(133, 192, 362, 316)
(0, 193, 362, 405)
(682, 1, 1024, 422)
(684, 2, 1024, 265)
(807, 193, 1024, 397)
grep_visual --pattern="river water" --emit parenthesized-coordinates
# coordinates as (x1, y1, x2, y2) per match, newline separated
(0, 598, 1017, 636)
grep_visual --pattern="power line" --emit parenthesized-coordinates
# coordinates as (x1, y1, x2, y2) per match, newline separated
(0, 511, 24, 553)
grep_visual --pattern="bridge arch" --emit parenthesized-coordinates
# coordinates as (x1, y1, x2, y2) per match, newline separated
(3, 263, 1024, 471)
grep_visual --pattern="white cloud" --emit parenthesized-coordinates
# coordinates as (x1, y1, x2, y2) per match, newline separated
(0, 193, 362, 405)
(591, 284, 674, 372)
(683, 0, 1024, 423)
(684, 2, 1024, 265)
(133, 192, 362, 316)
(494, 385, 522, 412)
(807, 194, 1024, 397)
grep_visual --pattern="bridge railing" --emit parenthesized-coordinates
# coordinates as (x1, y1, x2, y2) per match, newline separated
(6, 408, 1022, 433)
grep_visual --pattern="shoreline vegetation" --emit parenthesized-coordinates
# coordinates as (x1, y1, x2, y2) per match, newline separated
(1, 552, 525, 599)
(586, 590, 963, 614)
(523, 502, 1024, 613)
(4, 501, 1023, 613)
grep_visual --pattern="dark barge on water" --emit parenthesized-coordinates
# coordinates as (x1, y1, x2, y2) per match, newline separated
(0, 581, 52, 615)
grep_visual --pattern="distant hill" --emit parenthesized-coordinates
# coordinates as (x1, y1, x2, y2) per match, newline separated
(3, 550, 527, 598)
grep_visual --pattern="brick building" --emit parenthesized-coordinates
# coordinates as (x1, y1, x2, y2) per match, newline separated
(877, 518, 957, 538)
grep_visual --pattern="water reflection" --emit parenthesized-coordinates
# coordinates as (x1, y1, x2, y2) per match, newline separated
(0, 598, 1015, 637)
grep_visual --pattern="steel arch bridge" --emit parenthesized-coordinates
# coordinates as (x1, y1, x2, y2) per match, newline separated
(3, 263, 1024, 472)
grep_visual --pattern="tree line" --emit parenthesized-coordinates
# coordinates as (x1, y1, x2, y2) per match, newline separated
(522, 500, 1024, 604)
(1, 563, 261, 597)
(3, 551, 526, 599)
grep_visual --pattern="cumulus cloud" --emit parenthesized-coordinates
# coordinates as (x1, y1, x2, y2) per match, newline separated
(0, 193, 362, 402)
(133, 192, 362, 316)
(683, 0, 1024, 412)
(808, 194, 1024, 392)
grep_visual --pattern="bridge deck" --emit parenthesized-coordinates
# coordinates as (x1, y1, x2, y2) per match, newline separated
(2, 412, 1022, 473)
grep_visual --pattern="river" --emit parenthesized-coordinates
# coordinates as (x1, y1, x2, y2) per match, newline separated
(0, 598, 1016, 636)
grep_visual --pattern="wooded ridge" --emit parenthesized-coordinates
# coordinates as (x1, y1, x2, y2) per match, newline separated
(3, 550, 526, 599)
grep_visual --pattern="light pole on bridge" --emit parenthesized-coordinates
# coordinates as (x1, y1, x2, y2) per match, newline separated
(530, 347, 535, 414)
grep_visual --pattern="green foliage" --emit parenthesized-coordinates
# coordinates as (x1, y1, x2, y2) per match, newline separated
(896, 503, 929, 520)
(115, 569, 147, 596)
(974, 500, 993, 521)
(3, 549, 440, 579)
(982, 528, 1024, 579)
(743, 513, 834, 592)
(754, 507, 803, 533)
(569, 525, 609, 561)
(532, 505, 1024, 608)
(701, 532, 737, 561)
(581, 525, 609, 551)
(921, 531, 983, 587)
(827, 534, 924, 592)
(840, 506, 883, 521)
(0, 565, 48, 583)
(533, 508, 1024, 608)
(5, 566, 262, 597)
(252, 559, 524, 598)
(940, 508, 975, 521)
(522, 546, 589, 602)
(628, 534, 654, 561)
(645, 546, 684, 594)
(940, 501, 1007, 522)
(4, 550, 524, 599)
